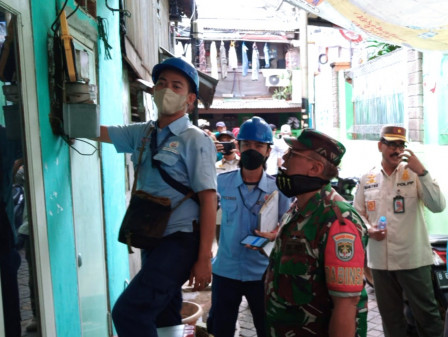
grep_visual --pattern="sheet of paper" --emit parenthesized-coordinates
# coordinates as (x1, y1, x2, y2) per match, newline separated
(261, 241, 275, 257)
(258, 190, 279, 233)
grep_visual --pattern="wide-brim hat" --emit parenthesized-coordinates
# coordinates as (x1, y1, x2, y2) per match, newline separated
(380, 125, 407, 142)
(284, 129, 346, 166)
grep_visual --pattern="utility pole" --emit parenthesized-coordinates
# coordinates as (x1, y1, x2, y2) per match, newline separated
(299, 8, 312, 127)
(190, 8, 199, 126)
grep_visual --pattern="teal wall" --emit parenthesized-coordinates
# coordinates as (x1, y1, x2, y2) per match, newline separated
(30, 0, 128, 334)
(96, 1, 130, 309)
(31, 1, 82, 335)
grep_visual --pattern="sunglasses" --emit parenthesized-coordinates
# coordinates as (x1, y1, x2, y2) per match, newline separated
(381, 139, 407, 150)
(285, 149, 318, 162)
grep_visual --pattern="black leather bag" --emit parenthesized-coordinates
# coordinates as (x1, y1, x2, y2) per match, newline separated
(118, 190, 171, 252)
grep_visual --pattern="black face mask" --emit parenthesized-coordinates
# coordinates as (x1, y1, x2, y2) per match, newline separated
(275, 168, 330, 198)
(240, 149, 266, 170)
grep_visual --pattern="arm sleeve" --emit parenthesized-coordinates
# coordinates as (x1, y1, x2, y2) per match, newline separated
(107, 123, 149, 153)
(417, 174, 446, 213)
(353, 176, 371, 229)
(324, 218, 365, 297)
(185, 131, 217, 193)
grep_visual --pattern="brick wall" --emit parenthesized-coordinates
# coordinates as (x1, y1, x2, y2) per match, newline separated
(406, 50, 424, 142)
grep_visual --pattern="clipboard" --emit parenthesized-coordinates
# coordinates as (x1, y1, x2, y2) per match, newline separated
(257, 190, 279, 233)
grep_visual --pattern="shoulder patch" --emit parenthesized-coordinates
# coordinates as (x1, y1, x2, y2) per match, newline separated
(333, 233, 356, 261)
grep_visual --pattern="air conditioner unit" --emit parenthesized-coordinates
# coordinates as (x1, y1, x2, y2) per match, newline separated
(262, 69, 291, 87)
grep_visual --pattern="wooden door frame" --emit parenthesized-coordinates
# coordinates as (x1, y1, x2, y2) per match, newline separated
(0, 1, 56, 336)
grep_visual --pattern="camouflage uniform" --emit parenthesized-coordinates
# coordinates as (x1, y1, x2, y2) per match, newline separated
(265, 184, 368, 337)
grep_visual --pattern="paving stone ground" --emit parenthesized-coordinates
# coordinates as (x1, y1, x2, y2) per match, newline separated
(17, 239, 386, 337)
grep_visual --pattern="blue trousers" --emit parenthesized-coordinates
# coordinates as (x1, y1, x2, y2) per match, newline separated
(0, 249, 21, 337)
(207, 274, 266, 337)
(112, 231, 199, 337)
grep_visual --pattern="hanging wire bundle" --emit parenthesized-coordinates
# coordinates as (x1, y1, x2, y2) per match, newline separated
(97, 16, 113, 60)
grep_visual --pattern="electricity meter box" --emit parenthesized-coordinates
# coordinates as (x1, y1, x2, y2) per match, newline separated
(63, 103, 99, 138)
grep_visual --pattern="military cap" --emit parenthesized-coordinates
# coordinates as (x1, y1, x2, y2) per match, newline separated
(284, 129, 346, 166)
(380, 125, 407, 142)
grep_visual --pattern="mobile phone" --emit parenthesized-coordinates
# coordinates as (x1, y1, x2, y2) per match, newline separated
(219, 141, 236, 155)
(240, 235, 269, 248)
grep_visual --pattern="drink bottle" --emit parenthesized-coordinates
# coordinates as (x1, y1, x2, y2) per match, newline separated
(378, 216, 387, 230)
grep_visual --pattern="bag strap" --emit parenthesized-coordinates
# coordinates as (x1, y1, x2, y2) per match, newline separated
(149, 127, 200, 204)
(154, 161, 199, 204)
(131, 125, 154, 195)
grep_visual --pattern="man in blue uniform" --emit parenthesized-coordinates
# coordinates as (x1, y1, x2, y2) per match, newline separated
(97, 57, 217, 337)
(207, 116, 291, 337)
(0, 125, 22, 337)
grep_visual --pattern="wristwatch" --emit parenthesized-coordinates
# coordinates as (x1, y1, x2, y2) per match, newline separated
(418, 169, 429, 177)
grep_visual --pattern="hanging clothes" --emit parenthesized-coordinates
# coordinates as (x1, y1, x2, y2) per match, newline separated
(263, 43, 270, 68)
(175, 41, 184, 57)
(199, 40, 207, 72)
(210, 41, 219, 79)
(251, 43, 260, 81)
(184, 43, 192, 63)
(228, 41, 238, 70)
(220, 41, 228, 79)
(242, 42, 249, 77)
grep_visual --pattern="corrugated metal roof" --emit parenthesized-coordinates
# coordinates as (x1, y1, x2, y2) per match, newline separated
(199, 18, 299, 32)
(199, 98, 302, 110)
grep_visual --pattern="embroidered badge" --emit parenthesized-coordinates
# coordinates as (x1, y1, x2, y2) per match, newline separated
(169, 141, 179, 148)
(367, 174, 376, 184)
(333, 233, 356, 261)
(402, 169, 410, 181)
(367, 200, 376, 212)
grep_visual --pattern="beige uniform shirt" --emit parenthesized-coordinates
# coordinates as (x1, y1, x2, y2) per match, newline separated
(354, 162, 446, 270)
(215, 155, 240, 175)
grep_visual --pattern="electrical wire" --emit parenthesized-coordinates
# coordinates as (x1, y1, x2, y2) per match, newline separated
(51, 0, 69, 34)
(62, 135, 99, 156)
(66, 3, 80, 20)
(97, 16, 113, 60)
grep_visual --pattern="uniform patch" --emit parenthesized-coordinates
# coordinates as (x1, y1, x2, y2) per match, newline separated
(367, 174, 376, 184)
(169, 141, 179, 148)
(161, 146, 179, 154)
(367, 200, 376, 212)
(333, 233, 355, 261)
(402, 169, 410, 181)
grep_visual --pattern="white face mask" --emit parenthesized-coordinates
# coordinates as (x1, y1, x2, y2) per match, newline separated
(153, 88, 188, 116)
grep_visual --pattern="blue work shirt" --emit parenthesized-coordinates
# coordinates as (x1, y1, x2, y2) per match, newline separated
(108, 115, 217, 235)
(213, 169, 291, 281)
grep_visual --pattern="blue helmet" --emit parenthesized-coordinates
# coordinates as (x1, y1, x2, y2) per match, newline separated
(237, 116, 273, 144)
(152, 57, 199, 96)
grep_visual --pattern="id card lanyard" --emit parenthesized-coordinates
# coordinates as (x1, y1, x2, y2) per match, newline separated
(238, 185, 262, 215)
(393, 189, 405, 213)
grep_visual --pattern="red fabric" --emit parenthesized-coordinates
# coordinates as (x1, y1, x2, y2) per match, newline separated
(324, 219, 365, 293)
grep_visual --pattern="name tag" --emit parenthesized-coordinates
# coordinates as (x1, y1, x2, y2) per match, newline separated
(222, 196, 237, 200)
